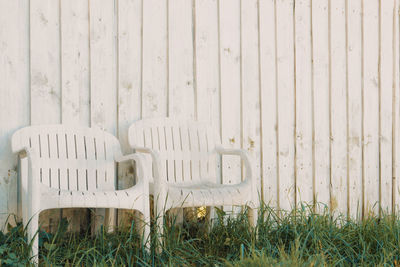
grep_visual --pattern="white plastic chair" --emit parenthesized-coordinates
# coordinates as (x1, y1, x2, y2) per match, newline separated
(128, 118, 259, 236)
(11, 125, 150, 263)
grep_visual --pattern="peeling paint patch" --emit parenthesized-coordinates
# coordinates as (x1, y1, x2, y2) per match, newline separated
(32, 72, 48, 87)
(39, 12, 48, 25)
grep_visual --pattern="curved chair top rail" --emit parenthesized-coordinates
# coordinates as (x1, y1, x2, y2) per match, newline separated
(128, 118, 221, 183)
(11, 125, 122, 191)
(128, 118, 220, 150)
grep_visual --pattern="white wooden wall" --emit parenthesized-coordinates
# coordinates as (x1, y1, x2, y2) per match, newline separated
(1, 0, 400, 229)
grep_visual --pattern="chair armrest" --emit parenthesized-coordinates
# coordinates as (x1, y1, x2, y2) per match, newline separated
(13, 147, 41, 210)
(115, 153, 149, 186)
(215, 146, 253, 185)
(130, 146, 163, 183)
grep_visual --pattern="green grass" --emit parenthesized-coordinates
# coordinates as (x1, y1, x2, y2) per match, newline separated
(2, 204, 400, 266)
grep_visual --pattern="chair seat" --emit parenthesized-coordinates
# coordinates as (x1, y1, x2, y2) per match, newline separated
(39, 184, 147, 211)
(162, 180, 252, 208)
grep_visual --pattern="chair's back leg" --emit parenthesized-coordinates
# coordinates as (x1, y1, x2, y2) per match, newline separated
(248, 207, 258, 228)
(141, 206, 150, 251)
(155, 194, 166, 253)
(20, 157, 29, 229)
(206, 206, 217, 229)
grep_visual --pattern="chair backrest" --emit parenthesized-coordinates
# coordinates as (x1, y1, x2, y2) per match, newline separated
(128, 118, 220, 184)
(12, 125, 121, 192)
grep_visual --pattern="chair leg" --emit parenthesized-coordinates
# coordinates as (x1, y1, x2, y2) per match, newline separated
(142, 213, 151, 251)
(206, 207, 217, 229)
(248, 206, 258, 228)
(26, 211, 39, 265)
(142, 197, 151, 251)
(155, 198, 165, 252)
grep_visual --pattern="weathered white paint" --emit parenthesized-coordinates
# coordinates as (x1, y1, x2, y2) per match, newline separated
(1, 0, 400, 230)
(219, 0, 242, 214)
(330, 0, 348, 216)
(380, 0, 394, 215)
(394, 0, 400, 213)
(195, 0, 220, 183)
(347, 0, 363, 219)
(294, 0, 313, 206)
(311, 0, 330, 213)
(363, 0, 380, 216)
(276, 0, 295, 212)
(241, 0, 262, 202)
(259, 0, 278, 208)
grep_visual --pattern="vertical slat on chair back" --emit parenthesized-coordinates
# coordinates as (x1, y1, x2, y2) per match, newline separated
(128, 118, 219, 184)
(11, 125, 120, 192)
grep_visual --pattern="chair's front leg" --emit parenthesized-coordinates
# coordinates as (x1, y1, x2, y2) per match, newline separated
(105, 208, 117, 232)
(24, 155, 41, 265)
(20, 156, 39, 265)
(154, 185, 168, 251)
(20, 157, 29, 227)
(27, 209, 40, 265)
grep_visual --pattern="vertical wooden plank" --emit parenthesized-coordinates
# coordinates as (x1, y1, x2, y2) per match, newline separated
(90, 0, 117, 133)
(312, 0, 330, 213)
(30, 0, 62, 232)
(0, 0, 30, 226)
(195, 0, 220, 130)
(142, 0, 167, 118)
(259, 0, 278, 207)
(363, 0, 380, 216)
(168, 0, 195, 120)
(117, 0, 142, 225)
(60, 0, 90, 232)
(330, 0, 348, 216)
(241, 0, 262, 201)
(90, 0, 117, 229)
(294, 0, 313, 205)
(195, 0, 221, 186)
(276, 0, 295, 212)
(393, 0, 400, 213)
(347, 0, 363, 219)
(31, 0, 61, 125)
(219, 0, 241, 213)
(379, 0, 394, 214)
(61, 0, 90, 126)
